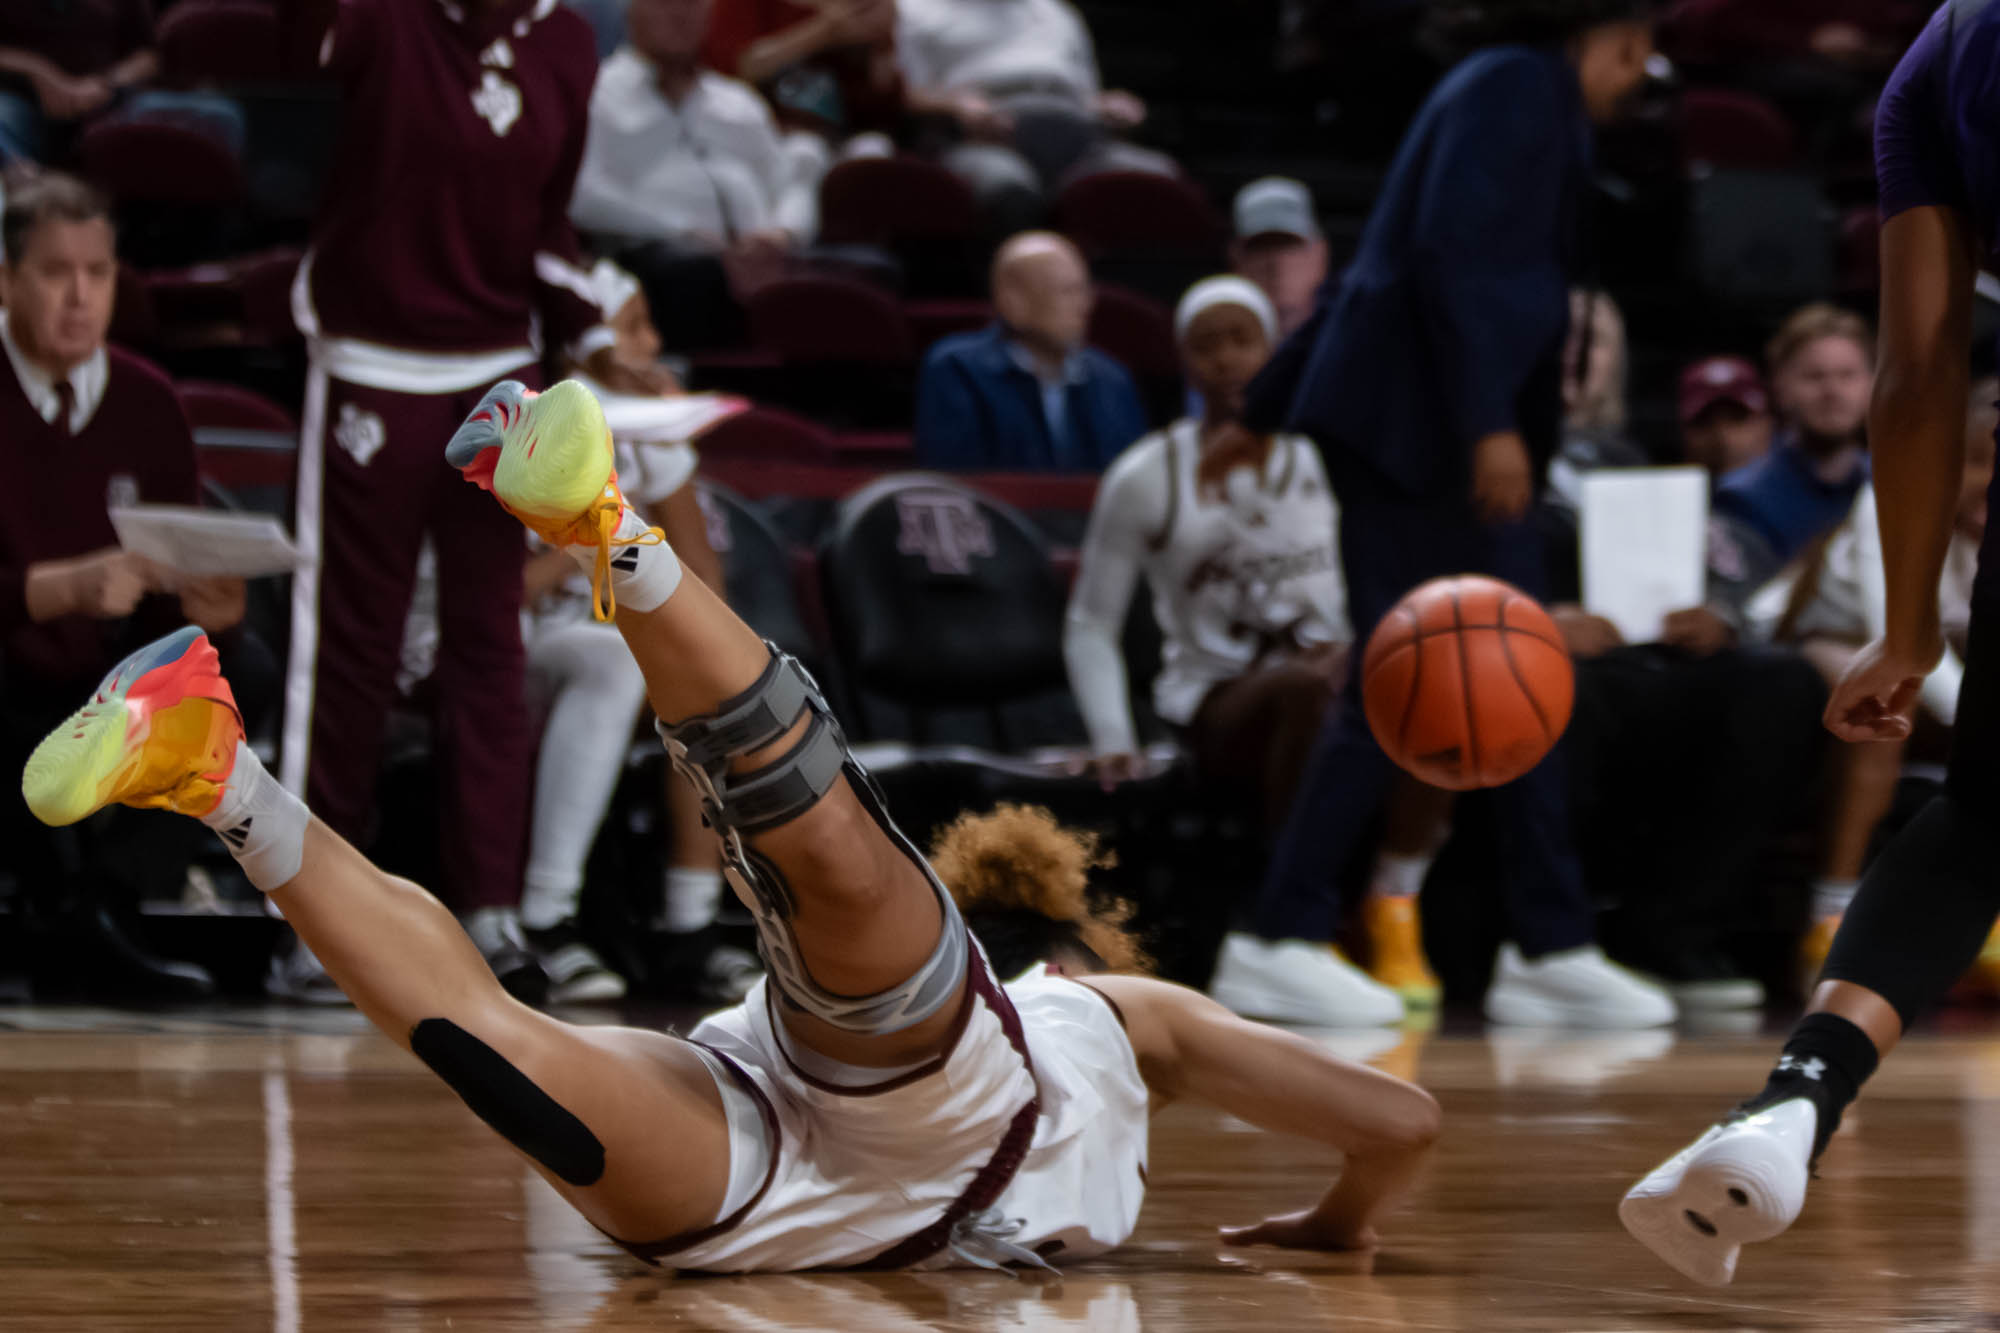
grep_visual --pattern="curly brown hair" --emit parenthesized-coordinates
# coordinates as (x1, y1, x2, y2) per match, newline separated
(927, 803, 1150, 976)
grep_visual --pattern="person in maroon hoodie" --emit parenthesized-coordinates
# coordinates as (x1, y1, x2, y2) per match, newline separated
(0, 172, 271, 997)
(271, 0, 671, 1002)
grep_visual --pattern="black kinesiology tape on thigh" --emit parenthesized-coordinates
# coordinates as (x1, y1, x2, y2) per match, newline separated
(410, 1019, 606, 1186)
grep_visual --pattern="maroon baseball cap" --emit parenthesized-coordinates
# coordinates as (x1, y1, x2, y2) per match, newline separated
(1679, 356, 1769, 424)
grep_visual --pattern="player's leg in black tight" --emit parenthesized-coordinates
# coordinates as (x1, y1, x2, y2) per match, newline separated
(1746, 599, 2000, 1156)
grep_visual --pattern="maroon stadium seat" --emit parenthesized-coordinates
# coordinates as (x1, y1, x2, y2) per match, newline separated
(1054, 170, 1224, 259)
(818, 155, 975, 246)
(110, 264, 160, 350)
(746, 274, 916, 366)
(80, 119, 245, 208)
(158, 0, 281, 88)
(179, 380, 298, 493)
(697, 405, 839, 463)
(1677, 88, 1797, 173)
(1087, 285, 1179, 378)
(904, 298, 993, 350)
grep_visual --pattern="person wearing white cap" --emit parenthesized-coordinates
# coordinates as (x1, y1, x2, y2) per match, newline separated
(1062, 276, 1401, 1027)
(1229, 178, 1330, 339)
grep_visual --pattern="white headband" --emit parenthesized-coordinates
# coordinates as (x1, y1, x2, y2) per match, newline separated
(588, 259, 642, 322)
(1174, 275, 1278, 344)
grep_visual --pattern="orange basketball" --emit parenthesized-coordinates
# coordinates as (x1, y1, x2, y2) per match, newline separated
(1361, 575, 1574, 792)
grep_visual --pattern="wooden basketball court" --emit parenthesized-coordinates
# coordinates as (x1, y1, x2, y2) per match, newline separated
(6, 1007, 1999, 1331)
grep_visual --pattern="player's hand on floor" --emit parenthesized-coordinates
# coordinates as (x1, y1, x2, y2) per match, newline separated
(1824, 634, 1941, 742)
(1220, 1209, 1379, 1253)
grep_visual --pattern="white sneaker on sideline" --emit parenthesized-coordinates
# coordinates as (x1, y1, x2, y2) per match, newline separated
(1208, 933, 1405, 1027)
(1484, 943, 1677, 1028)
(265, 937, 351, 1007)
(1620, 1098, 1817, 1286)
(1668, 974, 1766, 1012)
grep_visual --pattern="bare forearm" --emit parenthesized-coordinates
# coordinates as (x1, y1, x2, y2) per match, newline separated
(1872, 365, 1967, 652)
(738, 14, 839, 86)
(0, 47, 56, 82)
(1306, 1138, 1432, 1238)
(106, 49, 158, 89)
(23, 563, 75, 622)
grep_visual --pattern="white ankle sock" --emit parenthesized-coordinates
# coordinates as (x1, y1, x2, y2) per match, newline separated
(1369, 850, 1432, 899)
(566, 503, 682, 613)
(520, 871, 580, 932)
(660, 866, 723, 934)
(1812, 878, 1859, 922)
(199, 743, 309, 893)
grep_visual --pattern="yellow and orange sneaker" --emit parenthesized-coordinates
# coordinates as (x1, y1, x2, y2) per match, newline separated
(1798, 915, 1840, 996)
(444, 378, 661, 620)
(22, 626, 243, 828)
(1362, 894, 1442, 1010)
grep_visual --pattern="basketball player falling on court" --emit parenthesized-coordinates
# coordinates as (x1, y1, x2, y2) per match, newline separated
(20, 379, 1438, 1273)
(1624, 3, 2000, 1285)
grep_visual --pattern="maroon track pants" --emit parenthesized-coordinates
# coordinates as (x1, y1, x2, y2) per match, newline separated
(282, 364, 541, 910)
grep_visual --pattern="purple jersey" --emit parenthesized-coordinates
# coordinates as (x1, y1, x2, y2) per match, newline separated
(288, 0, 603, 358)
(1877, 0, 2000, 266)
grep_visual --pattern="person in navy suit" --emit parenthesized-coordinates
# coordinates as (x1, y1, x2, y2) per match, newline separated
(914, 231, 1148, 473)
(1228, 0, 1673, 1028)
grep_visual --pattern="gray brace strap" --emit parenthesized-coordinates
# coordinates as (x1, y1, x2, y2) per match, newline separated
(658, 646, 969, 1034)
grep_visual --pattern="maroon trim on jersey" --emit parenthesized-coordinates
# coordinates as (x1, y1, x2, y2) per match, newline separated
(763, 945, 984, 1098)
(846, 959, 1039, 1271)
(606, 1044, 784, 1266)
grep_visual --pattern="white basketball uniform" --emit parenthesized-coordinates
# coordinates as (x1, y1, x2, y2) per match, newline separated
(650, 950, 1151, 1274)
(1068, 420, 1347, 755)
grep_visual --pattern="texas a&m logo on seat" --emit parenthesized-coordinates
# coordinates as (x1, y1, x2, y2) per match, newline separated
(894, 489, 994, 575)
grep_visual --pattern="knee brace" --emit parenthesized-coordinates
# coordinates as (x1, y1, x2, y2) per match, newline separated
(658, 647, 967, 1034)
(411, 1018, 605, 1186)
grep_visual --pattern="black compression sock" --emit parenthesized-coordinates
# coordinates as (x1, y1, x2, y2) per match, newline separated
(1735, 1012, 1880, 1160)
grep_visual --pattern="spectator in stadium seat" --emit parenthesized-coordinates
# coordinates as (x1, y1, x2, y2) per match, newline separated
(0, 0, 244, 167)
(1063, 276, 1422, 1024)
(571, 0, 833, 353)
(914, 230, 1146, 472)
(1229, 178, 1330, 340)
(702, 0, 904, 140)
(896, 0, 1174, 237)
(1679, 354, 1774, 479)
(0, 174, 272, 997)
(1663, 0, 1927, 72)
(274, 0, 671, 1003)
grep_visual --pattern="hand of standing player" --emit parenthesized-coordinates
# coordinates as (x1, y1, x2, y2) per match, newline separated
(25, 548, 158, 621)
(1550, 605, 1623, 659)
(1824, 633, 1944, 742)
(1085, 752, 1150, 791)
(1470, 430, 1533, 523)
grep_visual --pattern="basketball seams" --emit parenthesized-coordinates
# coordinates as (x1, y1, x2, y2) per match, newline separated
(1448, 586, 1481, 784)
(1390, 606, 1425, 754)
(1496, 620, 1555, 746)
(1402, 621, 1568, 654)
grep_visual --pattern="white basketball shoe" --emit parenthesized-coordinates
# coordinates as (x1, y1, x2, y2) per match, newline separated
(1619, 1097, 1817, 1286)
(1484, 943, 1678, 1028)
(1208, 932, 1406, 1026)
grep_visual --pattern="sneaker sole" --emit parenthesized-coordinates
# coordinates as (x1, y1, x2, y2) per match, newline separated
(1209, 977, 1403, 1027)
(23, 627, 223, 827)
(493, 380, 615, 523)
(1620, 1108, 1811, 1287)
(550, 974, 629, 1004)
(1485, 986, 1675, 1029)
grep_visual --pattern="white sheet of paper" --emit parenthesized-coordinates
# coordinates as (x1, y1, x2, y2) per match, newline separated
(583, 385, 750, 443)
(110, 504, 302, 578)
(1579, 467, 1709, 644)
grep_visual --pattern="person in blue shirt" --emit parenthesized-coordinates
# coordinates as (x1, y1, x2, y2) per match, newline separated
(1231, 0, 1670, 1031)
(913, 231, 1148, 473)
(1715, 303, 1875, 565)
(1626, 0, 2000, 1289)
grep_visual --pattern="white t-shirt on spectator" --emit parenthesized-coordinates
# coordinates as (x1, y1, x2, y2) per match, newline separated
(571, 48, 823, 245)
(1751, 483, 1976, 725)
(895, 0, 1101, 105)
(1064, 419, 1348, 758)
